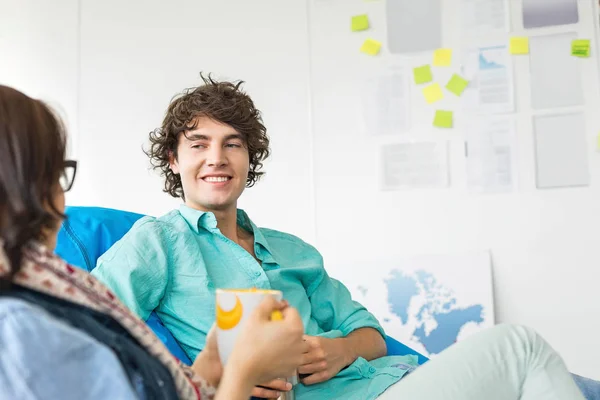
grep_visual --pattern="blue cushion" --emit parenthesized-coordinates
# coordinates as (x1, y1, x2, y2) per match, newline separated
(55, 206, 428, 366)
(55, 206, 192, 365)
(385, 335, 429, 364)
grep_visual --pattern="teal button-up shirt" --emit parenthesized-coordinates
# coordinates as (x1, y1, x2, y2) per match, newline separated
(92, 205, 417, 399)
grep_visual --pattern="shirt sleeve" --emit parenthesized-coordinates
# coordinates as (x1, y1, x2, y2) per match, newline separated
(307, 261, 385, 339)
(92, 218, 170, 320)
(0, 300, 137, 400)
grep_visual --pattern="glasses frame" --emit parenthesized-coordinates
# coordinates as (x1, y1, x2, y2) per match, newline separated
(61, 160, 78, 192)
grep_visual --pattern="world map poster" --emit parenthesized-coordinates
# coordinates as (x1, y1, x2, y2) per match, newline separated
(346, 252, 495, 359)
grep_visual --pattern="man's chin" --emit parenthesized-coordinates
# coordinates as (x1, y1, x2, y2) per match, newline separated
(187, 199, 236, 213)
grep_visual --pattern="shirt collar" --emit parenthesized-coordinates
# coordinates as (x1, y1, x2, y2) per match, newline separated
(178, 204, 218, 233)
(178, 205, 276, 263)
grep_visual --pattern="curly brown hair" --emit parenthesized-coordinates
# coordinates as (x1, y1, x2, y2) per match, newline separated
(146, 73, 270, 198)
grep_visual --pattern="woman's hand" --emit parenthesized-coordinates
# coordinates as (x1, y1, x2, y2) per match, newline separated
(221, 296, 306, 392)
(191, 325, 222, 387)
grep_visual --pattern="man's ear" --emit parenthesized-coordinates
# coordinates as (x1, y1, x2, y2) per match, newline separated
(168, 151, 180, 174)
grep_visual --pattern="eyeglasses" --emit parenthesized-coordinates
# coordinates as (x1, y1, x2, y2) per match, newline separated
(60, 160, 77, 192)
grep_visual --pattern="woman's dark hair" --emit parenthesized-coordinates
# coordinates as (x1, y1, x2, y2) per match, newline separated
(0, 85, 67, 287)
(145, 73, 270, 198)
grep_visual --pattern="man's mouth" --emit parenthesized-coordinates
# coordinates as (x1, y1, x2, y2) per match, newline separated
(202, 176, 232, 183)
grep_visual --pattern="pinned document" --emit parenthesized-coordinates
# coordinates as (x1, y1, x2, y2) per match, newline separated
(572, 39, 590, 57)
(509, 37, 529, 55)
(351, 14, 369, 32)
(433, 48, 452, 66)
(433, 110, 453, 128)
(446, 74, 469, 96)
(413, 65, 433, 84)
(423, 83, 443, 104)
(360, 38, 382, 56)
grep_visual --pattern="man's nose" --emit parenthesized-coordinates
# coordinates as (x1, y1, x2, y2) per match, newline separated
(206, 147, 227, 167)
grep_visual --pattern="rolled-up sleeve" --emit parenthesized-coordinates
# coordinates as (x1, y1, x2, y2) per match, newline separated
(92, 218, 170, 321)
(307, 266, 385, 339)
(0, 299, 137, 400)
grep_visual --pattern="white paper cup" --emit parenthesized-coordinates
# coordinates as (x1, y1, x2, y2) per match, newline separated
(215, 288, 283, 365)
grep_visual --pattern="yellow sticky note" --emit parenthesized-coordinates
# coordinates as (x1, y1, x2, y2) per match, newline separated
(413, 65, 433, 84)
(351, 14, 369, 32)
(510, 37, 529, 55)
(360, 38, 381, 56)
(434, 110, 453, 128)
(433, 48, 452, 66)
(572, 39, 591, 57)
(446, 74, 469, 96)
(423, 83, 443, 104)
(597, 133, 600, 150)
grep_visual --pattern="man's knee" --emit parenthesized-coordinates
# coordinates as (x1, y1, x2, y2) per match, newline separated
(486, 323, 542, 350)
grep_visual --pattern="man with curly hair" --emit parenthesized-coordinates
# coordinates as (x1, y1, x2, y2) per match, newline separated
(91, 75, 600, 400)
(92, 74, 399, 400)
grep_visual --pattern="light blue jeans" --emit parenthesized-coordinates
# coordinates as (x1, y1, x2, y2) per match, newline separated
(573, 374, 600, 400)
(378, 324, 595, 399)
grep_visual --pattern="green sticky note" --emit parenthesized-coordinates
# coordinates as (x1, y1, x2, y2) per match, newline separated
(351, 14, 369, 32)
(446, 74, 469, 96)
(572, 39, 591, 57)
(413, 65, 433, 84)
(434, 110, 453, 128)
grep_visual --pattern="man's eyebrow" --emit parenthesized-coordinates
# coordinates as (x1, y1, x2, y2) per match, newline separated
(223, 133, 244, 141)
(183, 133, 209, 141)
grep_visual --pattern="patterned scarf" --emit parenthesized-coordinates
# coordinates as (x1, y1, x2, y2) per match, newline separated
(0, 241, 216, 400)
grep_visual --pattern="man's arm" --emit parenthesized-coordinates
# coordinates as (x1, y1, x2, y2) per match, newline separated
(300, 260, 387, 385)
(91, 219, 169, 320)
(343, 326, 387, 362)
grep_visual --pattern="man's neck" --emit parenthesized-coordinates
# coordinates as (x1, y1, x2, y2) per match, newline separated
(212, 208, 240, 243)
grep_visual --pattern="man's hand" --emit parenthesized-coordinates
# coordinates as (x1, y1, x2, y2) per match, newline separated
(298, 335, 353, 385)
(251, 379, 293, 399)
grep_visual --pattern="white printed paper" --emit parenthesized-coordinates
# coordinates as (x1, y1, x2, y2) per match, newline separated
(461, 0, 510, 38)
(466, 117, 518, 193)
(461, 45, 515, 114)
(381, 142, 449, 190)
(363, 64, 410, 136)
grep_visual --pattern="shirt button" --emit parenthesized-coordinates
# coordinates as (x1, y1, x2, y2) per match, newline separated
(254, 271, 261, 277)
(369, 367, 376, 373)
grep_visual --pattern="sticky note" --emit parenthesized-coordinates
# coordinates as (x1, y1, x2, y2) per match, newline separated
(360, 38, 381, 56)
(510, 37, 529, 55)
(434, 110, 453, 128)
(597, 133, 600, 150)
(351, 14, 369, 32)
(423, 83, 443, 104)
(413, 65, 433, 84)
(572, 39, 591, 57)
(433, 48, 452, 66)
(446, 74, 469, 96)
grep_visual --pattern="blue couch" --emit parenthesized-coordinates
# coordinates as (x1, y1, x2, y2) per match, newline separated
(55, 206, 429, 366)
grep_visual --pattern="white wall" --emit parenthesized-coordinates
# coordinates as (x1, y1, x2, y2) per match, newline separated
(309, 0, 600, 379)
(0, 0, 80, 156)
(2, 0, 598, 379)
(72, 0, 315, 243)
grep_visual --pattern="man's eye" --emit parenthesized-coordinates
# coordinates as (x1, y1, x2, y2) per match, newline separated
(225, 143, 242, 148)
(191, 144, 205, 149)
